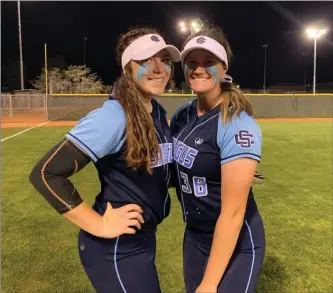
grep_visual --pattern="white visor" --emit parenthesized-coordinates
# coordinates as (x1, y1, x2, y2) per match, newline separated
(121, 34, 181, 70)
(181, 36, 229, 69)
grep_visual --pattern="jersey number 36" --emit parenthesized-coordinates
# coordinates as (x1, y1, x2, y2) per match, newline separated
(180, 171, 208, 197)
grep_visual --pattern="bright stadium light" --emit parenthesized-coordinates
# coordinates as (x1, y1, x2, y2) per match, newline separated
(306, 28, 327, 39)
(305, 27, 328, 94)
(191, 21, 198, 28)
(178, 19, 204, 35)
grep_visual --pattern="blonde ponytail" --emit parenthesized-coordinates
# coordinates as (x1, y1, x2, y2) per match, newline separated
(220, 82, 254, 124)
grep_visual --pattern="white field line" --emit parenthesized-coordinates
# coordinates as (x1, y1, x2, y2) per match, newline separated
(1, 121, 50, 142)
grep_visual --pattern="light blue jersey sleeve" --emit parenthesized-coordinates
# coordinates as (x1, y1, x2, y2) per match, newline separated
(65, 100, 126, 162)
(217, 112, 262, 164)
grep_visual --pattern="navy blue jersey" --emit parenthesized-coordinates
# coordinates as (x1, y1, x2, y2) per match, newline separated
(171, 100, 262, 234)
(66, 97, 172, 231)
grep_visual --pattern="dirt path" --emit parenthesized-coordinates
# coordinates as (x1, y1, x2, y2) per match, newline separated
(1, 121, 77, 128)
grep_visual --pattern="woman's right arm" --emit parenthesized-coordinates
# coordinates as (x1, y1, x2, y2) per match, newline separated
(29, 138, 103, 237)
(29, 138, 144, 238)
(30, 101, 145, 237)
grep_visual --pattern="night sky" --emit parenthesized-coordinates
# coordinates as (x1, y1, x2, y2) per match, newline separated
(2, 1, 333, 91)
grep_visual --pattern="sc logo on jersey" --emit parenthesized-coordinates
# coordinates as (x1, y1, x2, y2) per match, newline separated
(235, 130, 254, 148)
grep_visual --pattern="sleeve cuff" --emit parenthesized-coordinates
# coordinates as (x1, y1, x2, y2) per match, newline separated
(221, 153, 261, 165)
(66, 133, 99, 162)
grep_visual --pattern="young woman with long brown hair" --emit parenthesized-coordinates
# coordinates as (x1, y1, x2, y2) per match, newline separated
(29, 27, 180, 293)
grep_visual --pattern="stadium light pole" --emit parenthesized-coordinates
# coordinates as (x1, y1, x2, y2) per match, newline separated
(262, 44, 268, 93)
(84, 37, 88, 66)
(306, 27, 327, 94)
(17, 1, 24, 90)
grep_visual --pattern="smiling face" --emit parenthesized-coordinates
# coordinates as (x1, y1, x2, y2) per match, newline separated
(129, 50, 172, 97)
(184, 49, 227, 94)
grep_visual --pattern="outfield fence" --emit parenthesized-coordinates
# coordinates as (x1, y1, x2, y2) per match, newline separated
(1, 93, 332, 123)
(0, 93, 47, 123)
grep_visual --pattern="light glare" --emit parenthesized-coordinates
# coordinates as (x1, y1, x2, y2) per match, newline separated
(306, 27, 328, 39)
(318, 29, 327, 37)
(191, 21, 198, 28)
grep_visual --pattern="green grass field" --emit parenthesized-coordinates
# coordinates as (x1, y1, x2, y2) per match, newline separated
(1, 121, 332, 293)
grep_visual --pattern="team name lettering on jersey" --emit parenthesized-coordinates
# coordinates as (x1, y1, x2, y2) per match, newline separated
(173, 138, 198, 169)
(151, 143, 173, 168)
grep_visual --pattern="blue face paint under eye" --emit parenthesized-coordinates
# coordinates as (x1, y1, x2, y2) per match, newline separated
(184, 64, 194, 79)
(137, 65, 146, 82)
(164, 64, 171, 72)
(184, 63, 219, 87)
(205, 65, 219, 87)
(185, 63, 196, 71)
(137, 64, 153, 81)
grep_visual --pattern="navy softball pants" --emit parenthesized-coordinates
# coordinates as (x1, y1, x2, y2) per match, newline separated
(78, 229, 161, 293)
(183, 213, 266, 293)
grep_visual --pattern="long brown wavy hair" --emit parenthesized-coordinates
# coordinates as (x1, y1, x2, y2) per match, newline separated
(114, 27, 169, 174)
(183, 25, 254, 124)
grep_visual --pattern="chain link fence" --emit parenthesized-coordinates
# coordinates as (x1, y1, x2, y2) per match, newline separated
(1, 93, 47, 122)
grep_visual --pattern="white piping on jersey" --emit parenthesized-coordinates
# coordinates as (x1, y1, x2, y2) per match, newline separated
(114, 237, 127, 293)
(163, 134, 170, 217)
(163, 191, 169, 218)
(173, 115, 192, 223)
(182, 113, 220, 143)
(154, 129, 171, 218)
(173, 109, 220, 224)
(176, 162, 187, 222)
(171, 100, 192, 129)
(155, 130, 166, 171)
(244, 220, 255, 293)
(157, 103, 161, 120)
(164, 172, 171, 217)
(155, 126, 163, 142)
(163, 135, 169, 177)
(154, 105, 171, 217)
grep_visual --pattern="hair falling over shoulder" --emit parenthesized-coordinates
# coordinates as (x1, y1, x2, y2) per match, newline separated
(113, 27, 164, 174)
